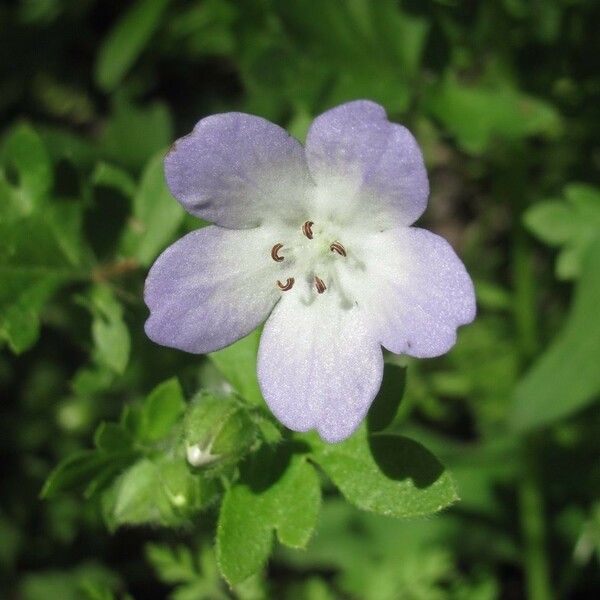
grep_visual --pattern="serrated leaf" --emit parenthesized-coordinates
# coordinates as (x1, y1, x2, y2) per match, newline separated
(209, 328, 264, 406)
(95, 0, 171, 92)
(119, 152, 184, 265)
(310, 427, 458, 518)
(511, 238, 600, 431)
(138, 378, 186, 443)
(217, 448, 321, 584)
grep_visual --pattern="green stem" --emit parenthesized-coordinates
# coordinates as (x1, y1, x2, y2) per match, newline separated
(511, 221, 552, 600)
(518, 443, 553, 600)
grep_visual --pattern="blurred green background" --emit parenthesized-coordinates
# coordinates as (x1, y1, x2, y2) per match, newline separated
(1, 0, 600, 598)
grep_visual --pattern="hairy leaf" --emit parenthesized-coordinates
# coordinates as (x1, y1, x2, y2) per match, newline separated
(217, 448, 321, 584)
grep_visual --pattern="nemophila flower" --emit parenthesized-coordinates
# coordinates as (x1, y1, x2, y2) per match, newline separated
(144, 101, 476, 443)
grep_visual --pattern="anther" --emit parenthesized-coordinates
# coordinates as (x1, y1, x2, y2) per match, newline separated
(271, 243, 284, 262)
(277, 277, 295, 291)
(329, 241, 347, 257)
(314, 276, 327, 294)
(302, 221, 314, 240)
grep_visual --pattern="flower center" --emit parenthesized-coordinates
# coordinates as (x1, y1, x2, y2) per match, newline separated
(271, 220, 349, 298)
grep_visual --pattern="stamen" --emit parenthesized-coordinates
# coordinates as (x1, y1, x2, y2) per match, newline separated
(277, 277, 295, 291)
(330, 241, 347, 257)
(314, 276, 327, 294)
(271, 243, 284, 262)
(302, 221, 314, 239)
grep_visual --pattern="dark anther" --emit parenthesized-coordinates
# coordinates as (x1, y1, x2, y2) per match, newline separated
(277, 277, 295, 291)
(314, 276, 327, 294)
(302, 221, 314, 240)
(271, 243, 284, 262)
(330, 241, 347, 257)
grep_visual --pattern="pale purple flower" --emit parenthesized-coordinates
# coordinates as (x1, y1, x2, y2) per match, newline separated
(144, 101, 476, 443)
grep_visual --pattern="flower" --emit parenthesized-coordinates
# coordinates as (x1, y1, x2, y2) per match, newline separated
(144, 100, 476, 443)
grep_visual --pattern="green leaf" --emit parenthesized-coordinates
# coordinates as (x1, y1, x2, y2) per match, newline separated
(41, 437, 136, 500)
(120, 152, 185, 265)
(524, 184, 600, 280)
(105, 456, 215, 529)
(92, 162, 137, 198)
(89, 285, 130, 374)
(310, 427, 458, 518)
(94, 422, 134, 453)
(41, 451, 115, 499)
(511, 238, 600, 431)
(138, 378, 186, 443)
(1, 123, 53, 213)
(145, 544, 197, 584)
(184, 392, 257, 470)
(95, 0, 171, 92)
(524, 201, 578, 246)
(100, 98, 173, 169)
(217, 448, 321, 584)
(427, 75, 561, 154)
(0, 276, 62, 353)
(209, 328, 264, 406)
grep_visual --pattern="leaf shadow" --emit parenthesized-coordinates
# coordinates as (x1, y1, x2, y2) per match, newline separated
(368, 435, 444, 490)
(367, 364, 406, 433)
(242, 440, 311, 494)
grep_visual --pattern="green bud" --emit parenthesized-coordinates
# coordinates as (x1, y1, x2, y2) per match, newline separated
(184, 393, 256, 469)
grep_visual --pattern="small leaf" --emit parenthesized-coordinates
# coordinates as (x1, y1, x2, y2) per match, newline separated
(0, 276, 62, 353)
(138, 378, 186, 443)
(524, 185, 600, 280)
(427, 75, 561, 154)
(100, 98, 173, 169)
(1, 123, 53, 211)
(105, 457, 216, 529)
(94, 422, 134, 453)
(217, 447, 321, 584)
(92, 162, 137, 198)
(511, 238, 600, 431)
(524, 201, 578, 246)
(41, 451, 116, 499)
(310, 427, 458, 518)
(90, 285, 130, 374)
(95, 0, 171, 92)
(184, 392, 257, 470)
(209, 328, 264, 406)
(145, 544, 197, 584)
(119, 152, 185, 265)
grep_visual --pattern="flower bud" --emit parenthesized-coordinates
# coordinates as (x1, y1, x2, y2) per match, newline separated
(184, 393, 256, 469)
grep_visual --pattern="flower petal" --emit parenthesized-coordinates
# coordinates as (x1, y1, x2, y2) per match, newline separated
(305, 100, 429, 228)
(342, 227, 476, 358)
(165, 113, 314, 228)
(257, 290, 384, 443)
(145, 225, 284, 353)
